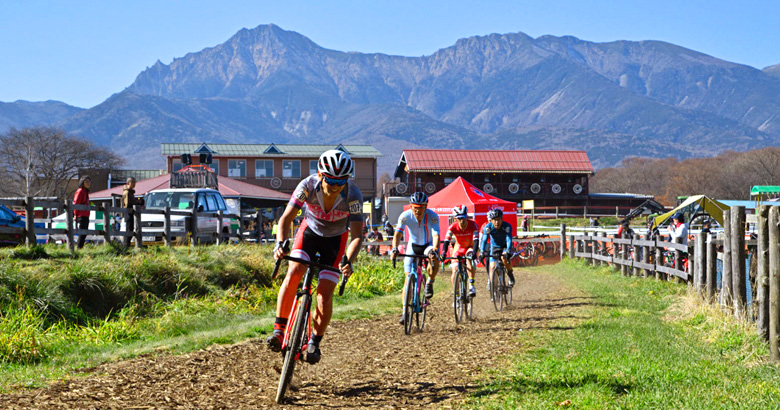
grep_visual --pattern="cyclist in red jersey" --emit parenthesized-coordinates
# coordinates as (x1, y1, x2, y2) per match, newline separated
(442, 205, 479, 297)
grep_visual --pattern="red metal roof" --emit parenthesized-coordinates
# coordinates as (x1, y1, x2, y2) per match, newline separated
(90, 174, 289, 201)
(401, 150, 594, 174)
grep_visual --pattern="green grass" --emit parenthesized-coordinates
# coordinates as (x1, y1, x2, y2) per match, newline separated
(0, 243, 405, 390)
(528, 216, 624, 228)
(469, 259, 780, 409)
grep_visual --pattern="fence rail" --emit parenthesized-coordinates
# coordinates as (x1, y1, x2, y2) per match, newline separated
(1, 196, 279, 251)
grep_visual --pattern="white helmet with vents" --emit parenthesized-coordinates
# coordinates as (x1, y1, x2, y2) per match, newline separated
(318, 149, 354, 178)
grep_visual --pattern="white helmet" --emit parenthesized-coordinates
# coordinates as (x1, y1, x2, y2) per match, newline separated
(453, 205, 468, 219)
(318, 149, 354, 178)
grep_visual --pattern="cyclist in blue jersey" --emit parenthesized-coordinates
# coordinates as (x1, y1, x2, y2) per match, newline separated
(391, 192, 441, 321)
(479, 209, 515, 287)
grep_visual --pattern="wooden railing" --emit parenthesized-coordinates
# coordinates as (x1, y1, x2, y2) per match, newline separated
(0, 197, 268, 252)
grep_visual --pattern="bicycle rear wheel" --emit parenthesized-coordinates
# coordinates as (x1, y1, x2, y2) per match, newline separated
(491, 268, 502, 312)
(276, 294, 310, 404)
(403, 275, 415, 335)
(453, 269, 464, 324)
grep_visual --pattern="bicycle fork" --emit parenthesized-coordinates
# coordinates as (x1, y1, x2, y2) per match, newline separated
(281, 284, 312, 359)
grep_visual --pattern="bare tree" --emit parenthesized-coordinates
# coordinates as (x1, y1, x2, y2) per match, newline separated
(0, 127, 124, 198)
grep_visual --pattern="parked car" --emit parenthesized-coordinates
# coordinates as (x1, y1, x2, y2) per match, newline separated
(134, 188, 238, 244)
(0, 204, 25, 246)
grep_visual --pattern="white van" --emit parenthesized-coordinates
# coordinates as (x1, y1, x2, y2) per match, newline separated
(139, 188, 238, 244)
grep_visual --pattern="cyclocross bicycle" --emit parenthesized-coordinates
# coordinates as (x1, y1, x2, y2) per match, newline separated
(271, 240, 349, 404)
(392, 253, 430, 335)
(443, 253, 476, 323)
(486, 249, 512, 311)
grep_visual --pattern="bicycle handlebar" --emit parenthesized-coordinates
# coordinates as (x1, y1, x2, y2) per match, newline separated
(392, 253, 435, 269)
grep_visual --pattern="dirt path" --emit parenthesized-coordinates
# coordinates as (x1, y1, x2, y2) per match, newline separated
(1, 263, 589, 409)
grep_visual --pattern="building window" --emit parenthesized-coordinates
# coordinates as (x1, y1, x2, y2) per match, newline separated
(283, 160, 301, 178)
(416, 177, 422, 190)
(172, 160, 184, 172)
(209, 159, 219, 175)
(444, 177, 454, 186)
(228, 159, 246, 178)
(309, 160, 318, 176)
(255, 160, 273, 177)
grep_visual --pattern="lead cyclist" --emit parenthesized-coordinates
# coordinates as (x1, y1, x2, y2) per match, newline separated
(266, 149, 364, 364)
(441, 205, 479, 297)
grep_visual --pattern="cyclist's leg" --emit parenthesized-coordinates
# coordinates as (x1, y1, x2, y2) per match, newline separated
(307, 230, 348, 363)
(268, 223, 311, 350)
(502, 254, 515, 286)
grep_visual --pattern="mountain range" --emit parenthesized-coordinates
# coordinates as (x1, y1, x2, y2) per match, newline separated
(2, 24, 780, 173)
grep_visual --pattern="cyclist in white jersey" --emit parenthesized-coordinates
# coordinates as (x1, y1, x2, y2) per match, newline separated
(391, 192, 441, 323)
(266, 150, 363, 364)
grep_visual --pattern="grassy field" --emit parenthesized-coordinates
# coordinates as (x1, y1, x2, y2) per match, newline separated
(0, 243, 403, 390)
(470, 259, 780, 409)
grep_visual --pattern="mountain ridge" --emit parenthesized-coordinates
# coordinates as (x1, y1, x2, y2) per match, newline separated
(2, 24, 780, 173)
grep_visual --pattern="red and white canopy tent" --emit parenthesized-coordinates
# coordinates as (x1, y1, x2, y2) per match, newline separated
(403, 177, 517, 236)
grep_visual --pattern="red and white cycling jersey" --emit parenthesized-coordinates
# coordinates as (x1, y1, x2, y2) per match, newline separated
(445, 220, 478, 256)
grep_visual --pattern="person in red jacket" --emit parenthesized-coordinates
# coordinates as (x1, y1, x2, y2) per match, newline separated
(73, 176, 91, 249)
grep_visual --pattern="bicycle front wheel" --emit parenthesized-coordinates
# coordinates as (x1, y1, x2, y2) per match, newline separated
(503, 270, 512, 307)
(404, 275, 415, 335)
(418, 274, 427, 332)
(491, 269, 502, 312)
(276, 294, 310, 404)
(453, 270, 464, 324)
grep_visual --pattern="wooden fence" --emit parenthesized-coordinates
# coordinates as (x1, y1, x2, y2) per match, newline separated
(0, 196, 265, 252)
(561, 205, 780, 362)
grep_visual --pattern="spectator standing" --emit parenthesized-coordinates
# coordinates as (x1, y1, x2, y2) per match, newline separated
(520, 215, 530, 232)
(121, 177, 143, 247)
(590, 216, 600, 228)
(667, 213, 689, 246)
(73, 176, 91, 249)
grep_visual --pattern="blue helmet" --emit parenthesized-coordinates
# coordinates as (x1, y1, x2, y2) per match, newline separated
(487, 209, 503, 220)
(409, 192, 428, 205)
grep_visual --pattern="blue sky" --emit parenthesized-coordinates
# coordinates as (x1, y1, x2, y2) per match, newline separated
(1, 0, 778, 108)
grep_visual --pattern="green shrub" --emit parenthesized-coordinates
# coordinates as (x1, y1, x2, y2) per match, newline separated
(0, 304, 52, 364)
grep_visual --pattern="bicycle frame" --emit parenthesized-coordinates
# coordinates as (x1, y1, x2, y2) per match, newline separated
(393, 253, 431, 334)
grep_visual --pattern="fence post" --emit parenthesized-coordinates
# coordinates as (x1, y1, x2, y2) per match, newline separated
(65, 200, 74, 252)
(731, 206, 746, 318)
(134, 205, 143, 250)
(615, 234, 631, 276)
(164, 206, 172, 247)
(560, 224, 566, 260)
(594, 231, 602, 267)
(555, 206, 559, 219)
(583, 206, 588, 218)
(237, 214, 244, 243)
(633, 236, 640, 276)
(568, 235, 575, 259)
(655, 238, 663, 280)
(190, 211, 198, 247)
(102, 205, 111, 244)
(768, 206, 780, 361)
(758, 205, 770, 339)
(217, 210, 224, 245)
(695, 233, 706, 295)
(586, 234, 593, 265)
(24, 196, 35, 246)
(706, 233, 717, 303)
(256, 213, 263, 242)
(722, 211, 733, 308)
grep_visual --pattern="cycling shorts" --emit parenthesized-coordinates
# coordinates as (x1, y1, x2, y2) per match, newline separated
(404, 243, 435, 273)
(291, 219, 349, 284)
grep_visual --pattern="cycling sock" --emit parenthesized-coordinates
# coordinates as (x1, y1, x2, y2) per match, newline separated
(309, 334, 323, 346)
(273, 317, 288, 332)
